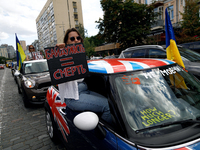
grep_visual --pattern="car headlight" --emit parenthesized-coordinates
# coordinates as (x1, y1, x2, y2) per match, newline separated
(24, 79, 35, 88)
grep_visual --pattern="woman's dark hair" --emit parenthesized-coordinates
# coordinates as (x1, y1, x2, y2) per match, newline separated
(63, 28, 83, 44)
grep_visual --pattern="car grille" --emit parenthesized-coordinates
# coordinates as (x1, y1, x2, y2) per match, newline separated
(37, 82, 52, 89)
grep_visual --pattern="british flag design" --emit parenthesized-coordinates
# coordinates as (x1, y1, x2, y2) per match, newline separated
(87, 58, 175, 74)
(46, 86, 70, 142)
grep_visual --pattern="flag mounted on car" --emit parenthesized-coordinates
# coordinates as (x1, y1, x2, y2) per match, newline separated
(165, 8, 185, 68)
(16, 34, 26, 70)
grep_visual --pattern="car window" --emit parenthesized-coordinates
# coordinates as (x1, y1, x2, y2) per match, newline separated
(24, 61, 49, 74)
(148, 49, 166, 58)
(124, 49, 146, 58)
(113, 64, 200, 131)
(178, 47, 200, 62)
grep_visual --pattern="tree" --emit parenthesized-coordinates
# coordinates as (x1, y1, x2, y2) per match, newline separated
(77, 23, 88, 40)
(0, 56, 6, 64)
(96, 0, 156, 49)
(88, 34, 105, 46)
(176, 0, 200, 43)
(84, 37, 95, 57)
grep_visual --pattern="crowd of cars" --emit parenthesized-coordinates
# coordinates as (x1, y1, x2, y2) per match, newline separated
(6, 45, 200, 149)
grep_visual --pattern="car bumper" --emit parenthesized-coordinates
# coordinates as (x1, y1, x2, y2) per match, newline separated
(25, 88, 49, 104)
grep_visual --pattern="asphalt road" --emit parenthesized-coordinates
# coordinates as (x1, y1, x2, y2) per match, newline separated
(0, 67, 66, 150)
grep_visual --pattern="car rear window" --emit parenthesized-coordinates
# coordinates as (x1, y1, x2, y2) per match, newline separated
(124, 49, 146, 58)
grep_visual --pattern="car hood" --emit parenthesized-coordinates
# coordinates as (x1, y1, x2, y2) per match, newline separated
(24, 72, 51, 83)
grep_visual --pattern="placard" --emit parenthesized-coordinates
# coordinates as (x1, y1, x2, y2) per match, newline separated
(44, 43, 89, 85)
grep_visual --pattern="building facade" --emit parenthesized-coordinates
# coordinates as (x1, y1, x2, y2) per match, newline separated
(31, 40, 40, 52)
(0, 46, 8, 58)
(36, 0, 84, 50)
(95, 0, 189, 54)
(20, 41, 27, 51)
(144, 0, 186, 45)
(0, 44, 15, 59)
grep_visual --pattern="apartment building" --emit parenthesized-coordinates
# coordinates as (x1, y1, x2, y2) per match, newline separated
(20, 40, 27, 51)
(144, 0, 186, 44)
(0, 46, 8, 58)
(36, 0, 83, 50)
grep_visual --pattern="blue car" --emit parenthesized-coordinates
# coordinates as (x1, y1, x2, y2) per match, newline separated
(45, 58, 200, 150)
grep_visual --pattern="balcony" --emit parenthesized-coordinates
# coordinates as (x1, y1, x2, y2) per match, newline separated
(151, 19, 164, 30)
(151, 0, 164, 7)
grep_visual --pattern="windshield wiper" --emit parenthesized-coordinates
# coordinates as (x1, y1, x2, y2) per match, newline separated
(135, 119, 200, 134)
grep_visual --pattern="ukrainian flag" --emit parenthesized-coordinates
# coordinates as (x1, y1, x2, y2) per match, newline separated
(16, 34, 26, 70)
(165, 8, 185, 68)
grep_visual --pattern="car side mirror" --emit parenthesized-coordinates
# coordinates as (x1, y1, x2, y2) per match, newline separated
(14, 70, 20, 76)
(73, 112, 99, 131)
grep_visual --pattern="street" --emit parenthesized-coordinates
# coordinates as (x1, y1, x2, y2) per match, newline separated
(0, 68, 66, 150)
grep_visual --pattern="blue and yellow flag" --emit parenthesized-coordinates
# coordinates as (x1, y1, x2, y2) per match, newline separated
(16, 34, 26, 70)
(165, 8, 185, 68)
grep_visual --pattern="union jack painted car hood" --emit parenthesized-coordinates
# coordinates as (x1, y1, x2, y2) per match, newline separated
(87, 58, 175, 74)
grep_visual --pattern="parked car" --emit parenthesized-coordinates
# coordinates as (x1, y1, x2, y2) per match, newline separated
(119, 45, 200, 80)
(180, 41, 200, 54)
(45, 58, 200, 149)
(15, 59, 52, 107)
(90, 56, 103, 60)
(0, 64, 4, 69)
(11, 63, 18, 83)
(103, 55, 119, 59)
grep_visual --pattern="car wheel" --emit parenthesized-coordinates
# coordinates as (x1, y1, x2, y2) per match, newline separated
(45, 108, 60, 143)
(18, 85, 22, 94)
(21, 87, 30, 108)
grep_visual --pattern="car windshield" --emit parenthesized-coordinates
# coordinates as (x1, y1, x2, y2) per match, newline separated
(178, 47, 200, 62)
(24, 61, 49, 74)
(114, 64, 200, 132)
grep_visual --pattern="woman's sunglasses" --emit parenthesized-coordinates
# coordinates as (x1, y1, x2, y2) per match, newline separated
(70, 36, 81, 42)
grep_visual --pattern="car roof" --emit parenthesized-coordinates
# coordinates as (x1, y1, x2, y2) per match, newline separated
(122, 45, 164, 53)
(87, 58, 175, 74)
(23, 59, 47, 64)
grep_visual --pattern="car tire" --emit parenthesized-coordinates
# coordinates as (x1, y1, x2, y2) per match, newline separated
(18, 85, 22, 94)
(21, 87, 30, 108)
(45, 107, 60, 144)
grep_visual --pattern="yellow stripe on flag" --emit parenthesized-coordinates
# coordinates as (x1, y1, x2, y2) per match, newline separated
(17, 43, 26, 70)
(166, 39, 185, 68)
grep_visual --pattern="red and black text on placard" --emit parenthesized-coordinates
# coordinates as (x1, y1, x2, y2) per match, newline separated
(44, 43, 89, 85)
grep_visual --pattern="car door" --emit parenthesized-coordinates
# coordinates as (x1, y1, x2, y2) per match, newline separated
(79, 74, 118, 149)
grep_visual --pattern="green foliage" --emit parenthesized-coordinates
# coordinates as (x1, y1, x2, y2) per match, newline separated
(88, 34, 105, 47)
(83, 38, 95, 57)
(0, 56, 6, 64)
(177, 0, 200, 43)
(77, 23, 88, 40)
(96, 0, 156, 49)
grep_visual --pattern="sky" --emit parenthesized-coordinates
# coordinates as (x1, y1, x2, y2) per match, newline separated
(0, 0, 103, 50)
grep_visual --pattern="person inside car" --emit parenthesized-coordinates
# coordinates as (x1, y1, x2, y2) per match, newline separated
(56, 28, 112, 124)
(26, 45, 35, 61)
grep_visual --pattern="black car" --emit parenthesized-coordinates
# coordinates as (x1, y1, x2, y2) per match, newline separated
(15, 59, 52, 107)
(119, 45, 200, 79)
(45, 58, 200, 149)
